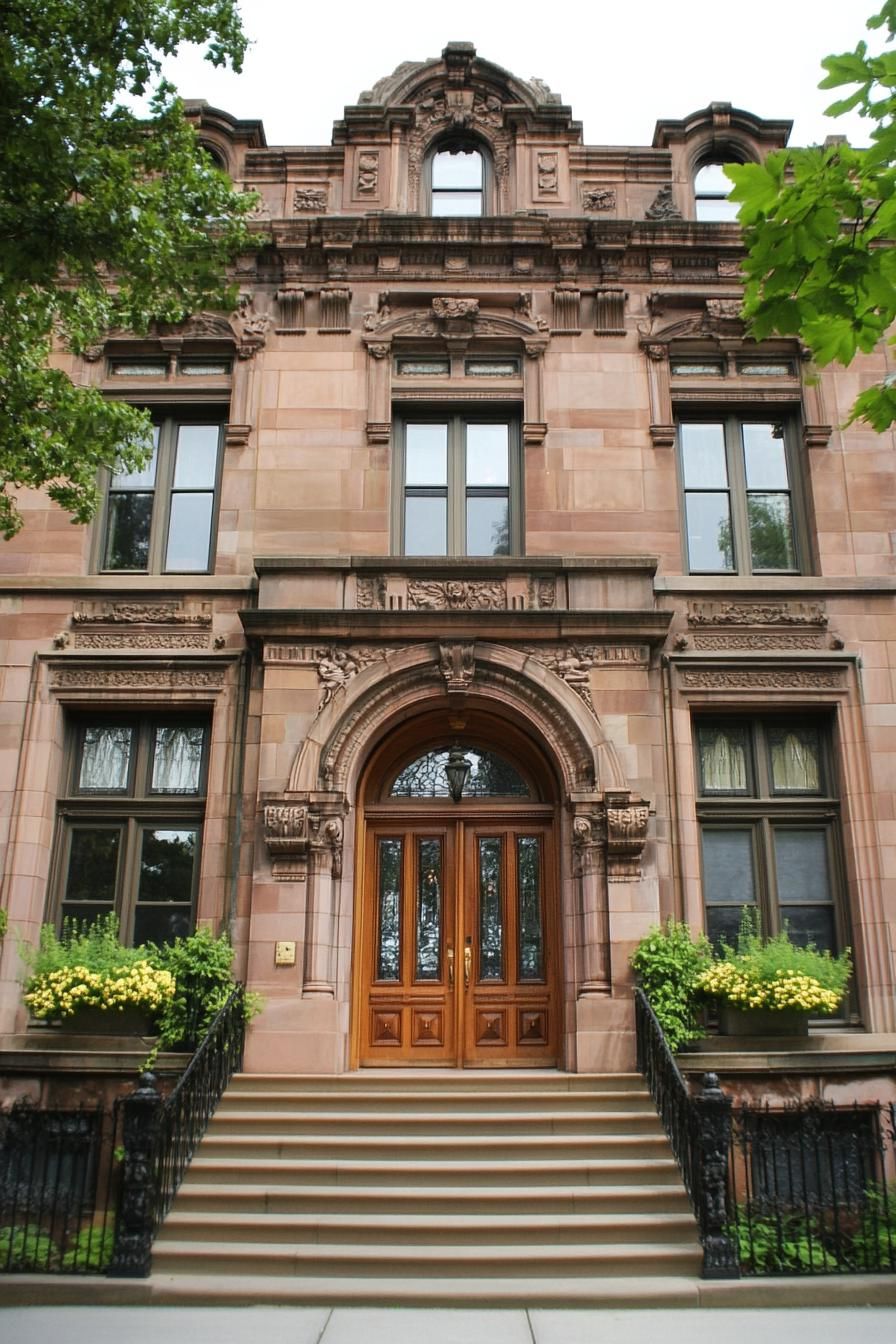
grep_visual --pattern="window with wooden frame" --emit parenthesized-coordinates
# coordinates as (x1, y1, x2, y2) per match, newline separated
(695, 717, 847, 958)
(678, 416, 805, 574)
(52, 716, 209, 944)
(99, 413, 225, 574)
(394, 412, 521, 556)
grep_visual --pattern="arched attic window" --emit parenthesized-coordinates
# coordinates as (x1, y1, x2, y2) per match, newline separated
(198, 141, 229, 174)
(693, 161, 740, 222)
(428, 140, 487, 216)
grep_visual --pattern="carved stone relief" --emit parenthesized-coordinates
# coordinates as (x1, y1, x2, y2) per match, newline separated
(50, 667, 225, 691)
(356, 151, 379, 195)
(73, 602, 212, 626)
(407, 579, 504, 610)
(687, 601, 827, 627)
(691, 633, 827, 651)
(438, 642, 475, 693)
(679, 669, 844, 691)
(583, 187, 616, 212)
(74, 633, 210, 650)
(263, 798, 345, 881)
(537, 151, 559, 194)
(645, 185, 683, 220)
(355, 574, 557, 612)
(432, 296, 479, 321)
(293, 186, 328, 212)
(605, 792, 650, 882)
(524, 644, 649, 712)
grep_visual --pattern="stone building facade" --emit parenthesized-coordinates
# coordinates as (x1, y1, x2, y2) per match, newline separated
(1, 45, 894, 1083)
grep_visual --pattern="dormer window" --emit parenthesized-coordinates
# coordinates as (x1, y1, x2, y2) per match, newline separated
(693, 162, 739, 222)
(429, 143, 485, 216)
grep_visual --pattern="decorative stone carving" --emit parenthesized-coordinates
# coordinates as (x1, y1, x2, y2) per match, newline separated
(432, 296, 479, 321)
(705, 298, 742, 322)
(263, 798, 345, 882)
(583, 187, 616, 212)
(439, 642, 475, 693)
(50, 667, 225, 691)
(645, 185, 682, 220)
(572, 813, 606, 877)
(525, 644, 649, 711)
(594, 287, 626, 335)
(275, 288, 306, 332)
(692, 633, 826, 651)
(718, 259, 741, 278)
(687, 601, 827, 627)
(552, 287, 580, 334)
(356, 576, 388, 609)
(407, 579, 504, 610)
(605, 791, 650, 882)
(319, 286, 351, 332)
(233, 298, 273, 359)
(680, 669, 844, 691)
(317, 648, 362, 706)
(356, 151, 379, 195)
(74, 633, 210, 650)
(528, 577, 556, 610)
(293, 186, 327, 212)
(73, 602, 212, 626)
(242, 190, 271, 222)
(537, 151, 559, 194)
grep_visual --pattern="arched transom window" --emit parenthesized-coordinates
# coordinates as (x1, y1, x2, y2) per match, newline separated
(390, 747, 530, 799)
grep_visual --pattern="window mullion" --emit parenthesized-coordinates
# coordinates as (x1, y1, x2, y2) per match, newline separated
(119, 816, 141, 943)
(149, 419, 174, 574)
(725, 416, 750, 575)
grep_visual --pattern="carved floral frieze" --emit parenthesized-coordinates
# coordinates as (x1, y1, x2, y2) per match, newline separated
(354, 574, 557, 612)
(680, 669, 845, 691)
(50, 667, 225, 692)
(687, 601, 827, 627)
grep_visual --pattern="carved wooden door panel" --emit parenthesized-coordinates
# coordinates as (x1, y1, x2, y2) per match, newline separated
(358, 817, 558, 1067)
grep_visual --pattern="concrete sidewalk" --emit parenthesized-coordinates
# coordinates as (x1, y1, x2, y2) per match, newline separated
(2, 1307, 896, 1344)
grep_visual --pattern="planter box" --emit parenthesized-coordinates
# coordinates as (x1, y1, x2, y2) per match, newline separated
(53, 1006, 158, 1037)
(718, 1004, 810, 1038)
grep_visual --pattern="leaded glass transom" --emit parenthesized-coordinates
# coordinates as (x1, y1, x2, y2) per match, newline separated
(389, 748, 530, 799)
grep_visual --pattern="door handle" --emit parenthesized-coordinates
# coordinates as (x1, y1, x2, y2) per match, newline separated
(463, 945, 472, 989)
(447, 946, 455, 988)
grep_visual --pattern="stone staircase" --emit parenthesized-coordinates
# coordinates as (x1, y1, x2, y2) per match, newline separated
(152, 1071, 703, 1305)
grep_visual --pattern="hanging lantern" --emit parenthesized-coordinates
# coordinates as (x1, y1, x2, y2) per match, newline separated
(444, 744, 472, 803)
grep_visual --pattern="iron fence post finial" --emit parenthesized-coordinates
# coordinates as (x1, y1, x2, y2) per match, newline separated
(695, 1071, 740, 1279)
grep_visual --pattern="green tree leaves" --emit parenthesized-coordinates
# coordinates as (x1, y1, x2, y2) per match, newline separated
(0, 2, 257, 538)
(729, 2, 896, 431)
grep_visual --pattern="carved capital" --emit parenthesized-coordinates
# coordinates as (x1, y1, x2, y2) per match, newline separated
(264, 797, 346, 880)
(604, 790, 649, 882)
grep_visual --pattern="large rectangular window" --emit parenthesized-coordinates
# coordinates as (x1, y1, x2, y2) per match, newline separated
(396, 414, 519, 556)
(101, 416, 223, 573)
(695, 718, 845, 957)
(54, 717, 208, 944)
(679, 418, 802, 574)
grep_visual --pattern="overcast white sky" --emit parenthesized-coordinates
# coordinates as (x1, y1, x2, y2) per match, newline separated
(156, 0, 875, 150)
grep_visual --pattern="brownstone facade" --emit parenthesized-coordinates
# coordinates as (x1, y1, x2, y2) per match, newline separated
(1, 45, 894, 1083)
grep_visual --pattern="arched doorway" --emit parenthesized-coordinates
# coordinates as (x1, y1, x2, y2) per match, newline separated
(352, 708, 561, 1068)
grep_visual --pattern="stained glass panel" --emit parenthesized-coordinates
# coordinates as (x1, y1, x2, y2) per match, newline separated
(390, 749, 529, 799)
(768, 725, 821, 793)
(151, 725, 205, 793)
(415, 838, 442, 980)
(78, 726, 133, 792)
(377, 838, 402, 981)
(478, 837, 504, 981)
(697, 724, 750, 794)
(517, 836, 544, 980)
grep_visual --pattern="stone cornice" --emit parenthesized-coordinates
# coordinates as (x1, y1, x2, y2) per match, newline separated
(240, 608, 672, 646)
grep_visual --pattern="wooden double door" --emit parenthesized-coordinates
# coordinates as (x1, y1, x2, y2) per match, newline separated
(357, 812, 559, 1067)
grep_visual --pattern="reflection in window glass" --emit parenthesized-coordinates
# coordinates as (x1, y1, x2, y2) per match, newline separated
(377, 838, 402, 981)
(62, 828, 121, 912)
(390, 749, 530, 799)
(151, 726, 205, 794)
(702, 828, 757, 949)
(78, 727, 132, 792)
(774, 829, 835, 951)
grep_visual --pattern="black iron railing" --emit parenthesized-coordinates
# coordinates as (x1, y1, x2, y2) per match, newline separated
(635, 986, 896, 1277)
(0, 983, 245, 1277)
(0, 1101, 122, 1273)
(108, 981, 246, 1276)
(634, 986, 739, 1277)
(729, 1098, 896, 1274)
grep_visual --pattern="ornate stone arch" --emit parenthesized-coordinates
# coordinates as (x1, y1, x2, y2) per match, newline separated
(286, 640, 628, 802)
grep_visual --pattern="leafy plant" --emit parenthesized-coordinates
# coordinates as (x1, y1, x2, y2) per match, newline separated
(727, 2, 896, 431)
(145, 926, 260, 1052)
(0, 908, 7, 940)
(731, 1207, 837, 1272)
(0, 1223, 58, 1271)
(20, 915, 175, 1021)
(696, 908, 851, 1015)
(60, 1221, 115, 1272)
(630, 919, 712, 1049)
(852, 1184, 896, 1267)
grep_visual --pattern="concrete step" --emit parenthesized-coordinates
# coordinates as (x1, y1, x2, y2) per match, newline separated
(181, 1155, 686, 1187)
(171, 1180, 693, 1216)
(151, 1238, 703, 1279)
(225, 1071, 647, 1093)
(192, 1132, 674, 1162)
(159, 1208, 699, 1246)
(216, 1088, 657, 1113)
(205, 1108, 665, 1137)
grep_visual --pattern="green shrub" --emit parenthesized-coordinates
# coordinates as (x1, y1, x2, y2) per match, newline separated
(630, 918, 712, 1050)
(730, 1207, 836, 1272)
(145, 926, 260, 1052)
(60, 1221, 115, 1272)
(0, 1223, 58, 1271)
(0, 908, 7, 940)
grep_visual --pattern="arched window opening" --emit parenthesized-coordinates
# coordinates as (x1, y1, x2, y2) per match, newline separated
(430, 144, 485, 216)
(389, 747, 530, 799)
(694, 162, 739, 222)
